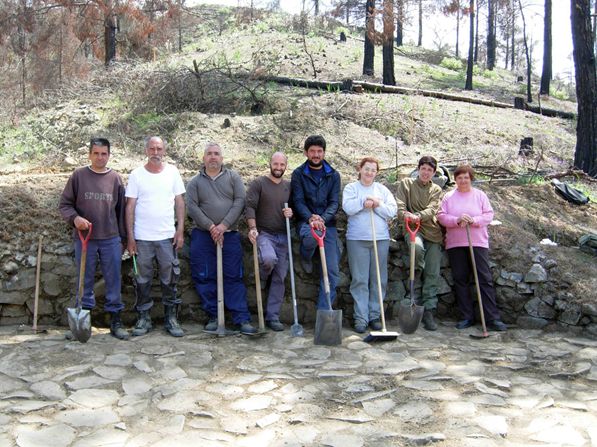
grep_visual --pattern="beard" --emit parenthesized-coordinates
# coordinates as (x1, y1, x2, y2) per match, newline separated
(308, 160, 322, 168)
(270, 168, 285, 178)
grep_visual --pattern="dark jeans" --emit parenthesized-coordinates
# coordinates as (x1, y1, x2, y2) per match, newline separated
(74, 236, 123, 313)
(190, 229, 250, 324)
(135, 239, 181, 311)
(257, 231, 289, 321)
(447, 246, 501, 322)
(298, 223, 340, 310)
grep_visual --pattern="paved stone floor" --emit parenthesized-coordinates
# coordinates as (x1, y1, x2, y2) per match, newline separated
(0, 321, 596, 447)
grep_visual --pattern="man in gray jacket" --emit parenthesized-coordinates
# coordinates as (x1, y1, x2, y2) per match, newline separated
(186, 143, 256, 335)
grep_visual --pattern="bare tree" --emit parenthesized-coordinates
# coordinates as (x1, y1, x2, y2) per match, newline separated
(465, 0, 475, 90)
(418, 0, 423, 46)
(396, 0, 404, 46)
(518, 0, 532, 102)
(382, 0, 395, 85)
(571, 0, 597, 176)
(539, 0, 552, 95)
(363, 0, 375, 75)
(487, 0, 496, 69)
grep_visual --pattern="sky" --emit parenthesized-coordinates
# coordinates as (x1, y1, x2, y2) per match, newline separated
(191, 0, 575, 81)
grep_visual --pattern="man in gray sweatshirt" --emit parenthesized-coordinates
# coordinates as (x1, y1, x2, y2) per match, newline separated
(186, 143, 256, 335)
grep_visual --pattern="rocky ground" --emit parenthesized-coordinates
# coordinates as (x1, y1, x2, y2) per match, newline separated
(1, 322, 596, 447)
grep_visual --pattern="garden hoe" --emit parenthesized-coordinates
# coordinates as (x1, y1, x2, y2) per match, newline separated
(203, 241, 238, 337)
(312, 225, 342, 346)
(467, 225, 491, 339)
(397, 217, 425, 334)
(251, 240, 267, 336)
(67, 225, 92, 343)
(285, 202, 304, 337)
(364, 209, 399, 342)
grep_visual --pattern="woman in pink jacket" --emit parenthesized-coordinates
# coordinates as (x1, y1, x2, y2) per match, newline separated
(437, 165, 506, 331)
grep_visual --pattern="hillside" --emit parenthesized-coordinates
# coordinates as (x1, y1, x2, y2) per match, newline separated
(0, 4, 595, 331)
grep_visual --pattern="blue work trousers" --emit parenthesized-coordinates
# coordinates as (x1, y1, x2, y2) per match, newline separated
(74, 236, 123, 313)
(298, 223, 340, 310)
(190, 229, 250, 324)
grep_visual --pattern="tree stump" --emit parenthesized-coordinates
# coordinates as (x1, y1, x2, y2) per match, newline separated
(519, 137, 534, 156)
(339, 31, 347, 42)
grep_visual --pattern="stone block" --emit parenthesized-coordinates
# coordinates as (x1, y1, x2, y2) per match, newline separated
(524, 297, 556, 319)
(516, 282, 534, 294)
(437, 276, 452, 295)
(582, 302, 597, 317)
(0, 315, 29, 325)
(3, 269, 36, 291)
(42, 273, 62, 297)
(26, 297, 54, 316)
(559, 303, 582, 325)
(386, 280, 406, 302)
(2, 304, 28, 317)
(0, 291, 29, 305)
(524, 264, 547, 283)
(517, 315, 549, 329)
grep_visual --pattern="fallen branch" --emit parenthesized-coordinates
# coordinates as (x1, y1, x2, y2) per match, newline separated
(544, 170, 597, 183)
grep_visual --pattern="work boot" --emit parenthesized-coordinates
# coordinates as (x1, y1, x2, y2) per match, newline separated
(110, 312, 130, 340)
(204, 317, 218, 331)
(422, 310, 438, 331)
(164, 305, 184, 337)
(131, 310, 153, 337)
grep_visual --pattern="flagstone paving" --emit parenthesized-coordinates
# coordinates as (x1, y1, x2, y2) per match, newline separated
(0, 323, 596, 447)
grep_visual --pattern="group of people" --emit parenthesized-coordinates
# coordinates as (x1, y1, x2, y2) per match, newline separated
(59, 134, 506, 341)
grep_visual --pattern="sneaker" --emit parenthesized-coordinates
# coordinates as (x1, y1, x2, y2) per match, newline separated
(239, 321, 257, 335)
(354, 323, 367, 334)
(266, 320, 284, 331)
(455, 319, 473, 329)
(369, 319, 382, 331)
(204, 318, 217, 331)
(300, 256, 313, 274)
(422, 310, 438, 331)
(488, 319, 507, 331)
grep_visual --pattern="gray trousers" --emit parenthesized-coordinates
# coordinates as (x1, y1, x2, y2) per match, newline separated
(347, 239, 389, 326)
(135, 239, 180, 311)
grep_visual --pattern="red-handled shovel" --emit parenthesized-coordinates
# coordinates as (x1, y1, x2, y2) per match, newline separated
(67, 224, 93, 343)
(397, 217, 425, 334)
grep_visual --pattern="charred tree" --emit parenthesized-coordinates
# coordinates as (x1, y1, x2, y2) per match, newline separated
(571, 0, 597, 176)
(518, 0, 532, 102)
(382, 0, 396, 85)
(487, 0, 496, 69)
(363, 0, 375, 75)
(465, 0, 475, 90)
(540, 0, 552, 95)
(418, 0, 423, 46)
(396, 0, 404, 46)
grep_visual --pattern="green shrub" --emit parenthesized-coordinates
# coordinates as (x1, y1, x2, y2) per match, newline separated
(440, 57, 463, 71)
(481, 69, 498, 79)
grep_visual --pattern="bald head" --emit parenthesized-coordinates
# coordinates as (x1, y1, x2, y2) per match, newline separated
(269, 151, 288, 180)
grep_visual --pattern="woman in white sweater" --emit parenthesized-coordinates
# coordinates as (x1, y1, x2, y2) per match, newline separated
(342, 157, 398, 333)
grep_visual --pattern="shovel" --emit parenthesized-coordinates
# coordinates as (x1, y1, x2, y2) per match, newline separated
(285, 202, 304, 337)
(364, 209, 399, 342)
(67, 225, 93, 343)
(251, 240, 267, 336)
(397, 217, 425, 334)
(203, 241, 238, 337)
(467, 225, 490, 339)
(311, 225, 342, 346)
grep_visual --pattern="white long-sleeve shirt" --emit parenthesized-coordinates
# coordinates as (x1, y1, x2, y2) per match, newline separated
(342, 181, 397, 241)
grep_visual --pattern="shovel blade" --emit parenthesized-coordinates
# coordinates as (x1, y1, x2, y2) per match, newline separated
(67, 307, 91, 343)
(291, 323, 305, 337)
(314, 309, 342, 346)
(397, 301, 424, 335)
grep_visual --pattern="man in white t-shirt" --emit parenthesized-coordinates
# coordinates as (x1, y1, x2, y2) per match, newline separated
(125, 136, 186, 337)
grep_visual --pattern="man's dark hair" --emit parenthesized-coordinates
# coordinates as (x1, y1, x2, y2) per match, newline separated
(304, 135, 326, 152)
(90, 137, 111, 154)
(417, 155, 437, 172)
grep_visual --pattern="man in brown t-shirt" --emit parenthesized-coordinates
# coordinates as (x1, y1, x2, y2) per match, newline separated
(246, 152, 293, 331)
(59, 137, 129, 340)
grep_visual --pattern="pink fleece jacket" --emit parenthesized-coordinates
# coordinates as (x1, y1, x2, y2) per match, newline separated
(437, 188, 494, 249)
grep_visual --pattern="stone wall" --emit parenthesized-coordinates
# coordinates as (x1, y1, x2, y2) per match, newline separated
(1, 231, 596, 338)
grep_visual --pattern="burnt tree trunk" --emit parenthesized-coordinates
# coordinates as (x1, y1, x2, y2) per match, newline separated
(487, 0, 496, 69)
(571, 0, 597, 176)
(465, 0, 475, 90)
(418, 0, 423, 46)
(540, 0, 552, 95)
(474, 0, 479, 62)
(363, 0, 375, 75)
(104, 10, 117, 66)
(518, 0, 532, 102)
(396, 0, 404, 46)
(455, 2, 461, 58)
(511, 0, 516, 69)
(382, 0, 396, 85)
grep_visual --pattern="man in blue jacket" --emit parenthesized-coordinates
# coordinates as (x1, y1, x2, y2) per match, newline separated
(291, 135, 341, 310)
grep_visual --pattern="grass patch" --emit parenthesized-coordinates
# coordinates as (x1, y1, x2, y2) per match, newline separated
(130, 112, 163, 130)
